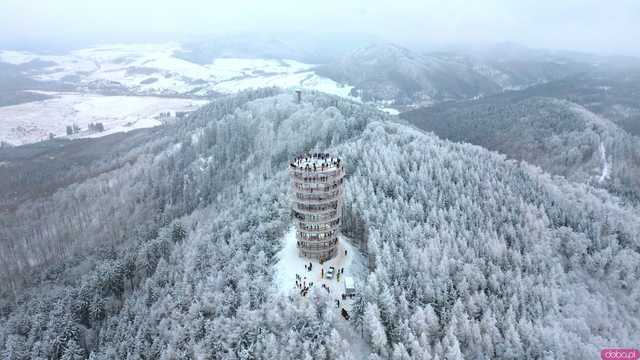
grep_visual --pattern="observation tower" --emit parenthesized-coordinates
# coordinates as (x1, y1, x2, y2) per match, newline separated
(289, 153, 345, 261)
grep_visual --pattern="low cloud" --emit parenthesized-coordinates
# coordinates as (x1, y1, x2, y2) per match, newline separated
(1, 0, 638, 55)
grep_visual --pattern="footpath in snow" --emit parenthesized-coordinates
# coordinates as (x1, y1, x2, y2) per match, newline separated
(273, 226, 366, 298)
(273, 226, 370, 358)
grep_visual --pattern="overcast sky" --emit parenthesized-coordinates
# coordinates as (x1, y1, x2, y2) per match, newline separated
(1, 0, 639, 55)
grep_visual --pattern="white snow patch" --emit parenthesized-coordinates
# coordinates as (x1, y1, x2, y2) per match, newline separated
(273, 226, 370, 359)
(196, 155, 213, 172)
(332, 314, 371, 360)
(0, 50, 40, 64)
(598, 142, 610, 183)
(211, 70, 356, 99)
(191, 129, 205, 145)
(0, 92, 208, 146)
(273, 226, 366, 297)
(380, 107, 400, 115)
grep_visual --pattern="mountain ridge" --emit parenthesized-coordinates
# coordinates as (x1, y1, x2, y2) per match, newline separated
(401, 86, 640, 203)
(1, 90, 639, 358)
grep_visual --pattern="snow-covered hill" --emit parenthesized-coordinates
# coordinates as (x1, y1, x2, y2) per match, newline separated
(2, 90, 639, 358)
(0, 43, 355, 98)
(316, 43, 600, 107)
(402, 92, 640, 202)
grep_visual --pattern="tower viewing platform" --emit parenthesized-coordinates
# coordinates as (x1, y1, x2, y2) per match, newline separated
(289, 153, 345, 261)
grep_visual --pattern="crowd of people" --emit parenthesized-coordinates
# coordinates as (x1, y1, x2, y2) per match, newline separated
(295, 273, 313, 297)
(287, 246, 353, 320)
(290, 153, 342, 172)
(292, 262, 346, 300)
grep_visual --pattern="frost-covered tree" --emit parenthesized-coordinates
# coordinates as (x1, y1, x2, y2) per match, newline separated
(1, 89, 639, 359)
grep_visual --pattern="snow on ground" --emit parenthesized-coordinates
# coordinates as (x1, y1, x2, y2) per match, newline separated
(379, 107, 400, 115)
(0, 44, 358, 99)
(598, 142, 610, 183)
(273, 226, 370, 358)
(273, 226, 366, 298)
(0, 50, 41, 64)
(0, 92, 208, 146)
(208, 58, 314, 78)
(331, 311, 371, 360)
(211, 70, 354, 98)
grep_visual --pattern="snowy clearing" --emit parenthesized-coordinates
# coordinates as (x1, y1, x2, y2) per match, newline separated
(0, 92, 207, 146)
(379, 107, 400, 115)
(273, 226, 366, 298)
(273, 226, 370, 359)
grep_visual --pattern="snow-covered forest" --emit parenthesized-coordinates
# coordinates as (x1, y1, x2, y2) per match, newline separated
(402, 93, 640, 204)
(1, 89, 639, 359)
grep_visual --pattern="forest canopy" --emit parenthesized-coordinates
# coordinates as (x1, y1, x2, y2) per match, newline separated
(1, 89, 639, 359)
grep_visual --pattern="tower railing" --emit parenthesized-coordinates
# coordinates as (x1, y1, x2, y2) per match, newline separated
(293, 211, 340, 224)
(293, 202, 338, 214)
(297, 218, 340, 231)
(292, 182, 343, 194)
(296, 237, 339, 251)
(289, 167, 345, 182)
(293, 188, 341, 203)
(289, 153, 344, 261)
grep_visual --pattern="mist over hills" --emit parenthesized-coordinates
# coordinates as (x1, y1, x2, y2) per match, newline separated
(175, 33, 380, 65)
(316, 43, 502, 105)
(2, 36, 637, 113)
(497, 70, 640, 136)
(401, 70, 640, 203)
(1, 33, 640, 359)
(315, 42, 619, 107)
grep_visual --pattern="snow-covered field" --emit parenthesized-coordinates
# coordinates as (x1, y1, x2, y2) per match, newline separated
(0, 92, 207, 146)
(0, 43, 356, 98)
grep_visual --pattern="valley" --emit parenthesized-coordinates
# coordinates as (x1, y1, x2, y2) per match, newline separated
(401, 75, 640, 203)
(1, 28, 640, 358)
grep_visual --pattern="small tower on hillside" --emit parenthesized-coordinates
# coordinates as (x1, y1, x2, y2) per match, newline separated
(289, 153, 345, 261)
